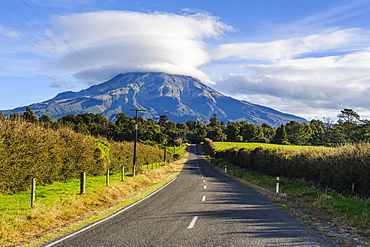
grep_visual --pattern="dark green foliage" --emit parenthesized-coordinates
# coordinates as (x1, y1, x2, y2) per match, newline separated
(24, 108, 370, 145)
(202, 138, 216, 156)
(213, 144, 370, 197)
(22, 107, 38, 123)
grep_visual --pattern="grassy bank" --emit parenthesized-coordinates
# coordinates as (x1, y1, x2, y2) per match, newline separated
(211, 158, 370, 244)
(0, 160, 185, 247)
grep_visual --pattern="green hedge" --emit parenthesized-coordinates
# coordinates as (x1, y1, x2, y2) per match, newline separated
(0, 120, 167, 193)
(205, 139, 370, 196)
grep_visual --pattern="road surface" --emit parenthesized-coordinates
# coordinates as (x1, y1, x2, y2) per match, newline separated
(41, 144, 324, 246)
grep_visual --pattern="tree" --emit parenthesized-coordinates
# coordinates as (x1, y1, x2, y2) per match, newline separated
(255, 125, 265, 140)
(241, 123, 258, 141)
(226, 121, 240, 140)
(359, 119, 370, 142)
(338, 108, 360, 124)
(22, 107, 37, 123)
(337, 108, 360, 142)
(274, 124, 288, 144)
(209, 114, 220, 127)
(158, 115, 169, 127)
(262, 123, 275, 140)
(322, 116, 334, 143)
(309, 119, 325, 145)
(39, 114, 54, 128)
(285, 121, 312, 145)
(206, 114, 225, 140)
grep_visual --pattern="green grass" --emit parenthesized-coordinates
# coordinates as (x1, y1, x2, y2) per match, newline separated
(213, 141, 328, 151)
(0, 168, 158, 211)
(166, 144, 187, 156)
(212, 158, 370, 242)
(0, 160, 180, 246)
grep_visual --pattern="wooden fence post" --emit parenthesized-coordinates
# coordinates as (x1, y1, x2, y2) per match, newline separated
(80, 172, 86, 195)
(122, 166, 125, 181)
(106, 169, 110, 186)
(31, 178, 36, 208)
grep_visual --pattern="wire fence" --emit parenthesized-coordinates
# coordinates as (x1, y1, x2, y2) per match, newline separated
(0, 161, 166, 210)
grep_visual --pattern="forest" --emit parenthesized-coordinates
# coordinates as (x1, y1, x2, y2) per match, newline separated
(1, 107, 368, 146)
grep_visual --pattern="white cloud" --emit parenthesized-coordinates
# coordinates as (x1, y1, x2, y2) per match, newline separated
(0, 25, 21, 38)
(208, 25, 370, 119)
(211, 28, 370, 61)
(213, 65, 370, 119)
(45, 11, 232, 84)
(5, 6, 370, 120)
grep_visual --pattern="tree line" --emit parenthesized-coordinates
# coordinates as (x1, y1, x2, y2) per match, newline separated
(1, 107, 369, 145)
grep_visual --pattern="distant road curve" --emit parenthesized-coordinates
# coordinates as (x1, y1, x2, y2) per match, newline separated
(41, 144, 328, 246)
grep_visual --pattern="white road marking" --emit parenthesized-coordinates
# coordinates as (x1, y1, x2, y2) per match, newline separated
(204, 185, 207, 189)
(188, 216, 198, 229)
(202, 196, 206, 201)
(203, 180, 205, 183)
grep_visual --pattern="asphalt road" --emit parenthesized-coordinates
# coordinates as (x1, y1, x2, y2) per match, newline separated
(41, 144, 323, 246)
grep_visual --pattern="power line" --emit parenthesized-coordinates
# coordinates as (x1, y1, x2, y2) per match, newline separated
(0, 12, 78, 73)
(4, 0, 95, 72)
(21, 0, 98, 72)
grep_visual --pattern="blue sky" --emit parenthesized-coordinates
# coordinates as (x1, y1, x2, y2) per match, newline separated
(1, 0, 370, 120)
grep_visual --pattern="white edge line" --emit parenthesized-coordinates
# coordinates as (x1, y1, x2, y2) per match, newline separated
(187, 216, 198, 229)
(44, 177, 178, 247)
(202, 196, 206, 201)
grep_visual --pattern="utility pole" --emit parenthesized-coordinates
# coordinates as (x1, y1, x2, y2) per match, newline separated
(163, 130, 167, 165)
(131, 108, 145, 176)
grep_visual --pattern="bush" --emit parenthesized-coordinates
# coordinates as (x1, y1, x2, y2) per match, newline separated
(202, 138, 216, 156)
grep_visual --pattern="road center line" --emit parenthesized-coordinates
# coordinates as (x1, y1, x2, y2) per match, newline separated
(202, 196, 206, 201)
(204, 185, 207, 189)
(188, 216, 198, 229)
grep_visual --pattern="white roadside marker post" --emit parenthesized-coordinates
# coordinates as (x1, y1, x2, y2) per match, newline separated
(276, 177, 280, 194)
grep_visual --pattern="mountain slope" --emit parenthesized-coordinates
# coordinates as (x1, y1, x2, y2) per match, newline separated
(1, 72, 306, 126)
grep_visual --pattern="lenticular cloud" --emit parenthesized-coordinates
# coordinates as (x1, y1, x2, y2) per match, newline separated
(48, 11, 232, 84)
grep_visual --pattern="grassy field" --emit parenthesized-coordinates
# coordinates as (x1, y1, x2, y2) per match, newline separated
(213, 141, 328, 151)
(166, 144, 187, 156)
